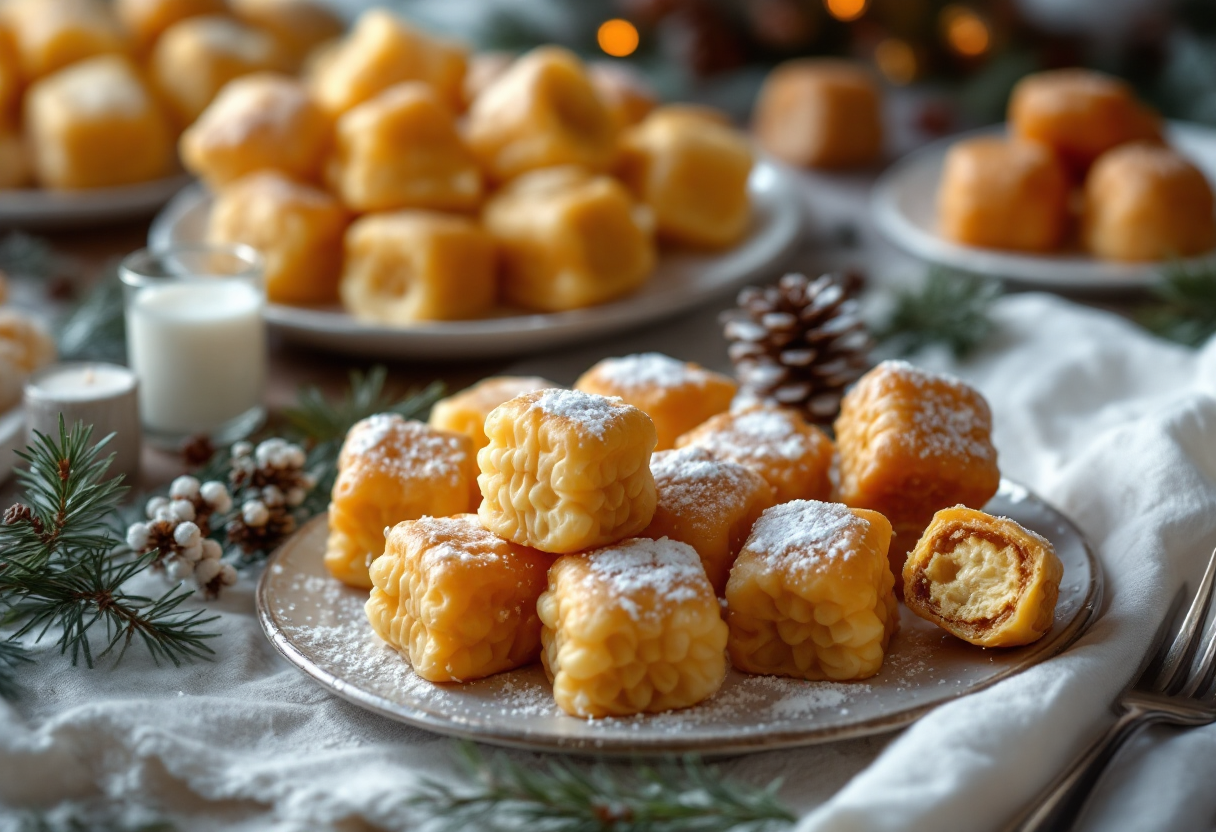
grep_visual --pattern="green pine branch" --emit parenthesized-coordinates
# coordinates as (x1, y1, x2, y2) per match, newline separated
(57, 266, 127, 364)
(410, 743, 796, 832)
(1137, 261, 1216, 346)
(876, 268, 1000, 359)
(0, 639, 31, 699)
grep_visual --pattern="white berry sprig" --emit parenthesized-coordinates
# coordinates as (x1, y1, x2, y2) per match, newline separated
(126, 475, 236, 598)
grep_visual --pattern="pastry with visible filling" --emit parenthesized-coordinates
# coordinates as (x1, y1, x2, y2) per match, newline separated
(366, 514, 555, 682)
(575, 353, 736, 451)
(726, 500, 898, 681)
(640, 446, 774, 595)
(428, 376, 562, 453)
(903, 506, 1062, 648)
(477, 388, 657, 554)
(538, 537, 728, 717)
(324, 414, 478, 589)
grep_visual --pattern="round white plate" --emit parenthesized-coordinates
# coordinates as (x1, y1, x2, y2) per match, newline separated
(0, 406, 23, 484)
(149, 163, 804, 360)
(257, 480, 1101, 756)
(871, 122, 1216, 290)
(0, 175, 193, 229)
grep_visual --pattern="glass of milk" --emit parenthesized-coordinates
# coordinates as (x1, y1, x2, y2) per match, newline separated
(120, 244, 267, 448)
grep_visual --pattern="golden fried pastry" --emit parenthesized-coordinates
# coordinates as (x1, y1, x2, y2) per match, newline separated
(24, 56, 173, 189)
(326, 82, 481, 213)
(640, 446, 774, 595)
(752, 58, 883, 169)
(477, 388, 657, 554)
(207, 171, 348, 305)
(0, 27, 22, 120)
(325, 414, 478, 589)
(466, 46, 618, 183)
(726, 501, 898, 681)
(574, 353, 737, 451)
(0, 128, 30, 189)
(617, 106, 753, 248)
(539, 537, 728, 717)
(835, 360, 1000, 580)
(366, 514, 555, 682)
(340, 211, 496, 324)
(0, 309, 56, 410)
(462, 51, 513, 110)
(937, 137, 1069, 252)
(180, 73, 330, 188)
(676, 404, 833, 504)
(1, 0, 128, 82)
(229, 0, 343, 66)
(150, 15, 289, 126)
(903, 506, 1062, 648)
(1082, 143, 1216, 262)
(115, 0, 226, 52)
(306, 8, 466, 116)
(588, 61, 657, 129)
(1008, 68, 1161, 173)
(429, 376, 562, 453)
(483, 166, 655, 312)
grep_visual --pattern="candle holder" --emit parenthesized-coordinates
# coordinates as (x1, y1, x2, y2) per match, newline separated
(119, 244, 267, 449)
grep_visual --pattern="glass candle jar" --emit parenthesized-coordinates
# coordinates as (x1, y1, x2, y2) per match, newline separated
(119, 244, 267, 447)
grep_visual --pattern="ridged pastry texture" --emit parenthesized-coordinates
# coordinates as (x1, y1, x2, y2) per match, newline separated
(675, 404, 833, 504)
(429, 376, 562, 454)
(366, 514, 555, 682)
(640, 446, 775, 595)
(725, 501, 898, 682)
(903, 506, 1063, 648)
(477, 389, 657, 554)
(575, 352, 737, 451)
(538, 537, 728, 717)
(325, 414, 477, 588)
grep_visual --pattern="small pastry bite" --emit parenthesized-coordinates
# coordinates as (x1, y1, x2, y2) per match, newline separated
(0, 0, 128, 82)
(229, 0, 344, 67)
(462, 50, 513, 110)
(538, 537, 729, 718)
(466, 46, 618, 183)
(0, 28, 22, 120)
(325, 414, 478, 589)
(0, 129, 30, 189)
(340, 211, 496, 324)
(903, 506, 1063, 648)
(835, 360, 1000, 581)
(675, 404, 833, 504)
(115, 0, 227, 53)
(617, 106, 753, 248)
(306, 8, 466, 117)
(937, 137, 1069, 253)
(180, 73, 331, 189)
(1082, 143, 1216, 262)
(725, 501, 899, 682)
(366, 514, 555, 683)
(150, 15, 289, 126)
(483, 166, 655, 312)
(752, 58, 883, 169)
(429, 376, 562, 453)
(588, 61, 657, 129)
(325, 82, 482, 213)
(574, 352, 737, 451)
(477, 388, 657, 554)
(640, 446, 775, 595)
(207, 171, 349, 305)
(24, 55, 173, 189)
(0, 309, 56, 410)
(1008, 68, 1161, 173)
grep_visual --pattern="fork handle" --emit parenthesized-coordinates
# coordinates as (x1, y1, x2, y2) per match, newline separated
(1008, 705, 1156, 832)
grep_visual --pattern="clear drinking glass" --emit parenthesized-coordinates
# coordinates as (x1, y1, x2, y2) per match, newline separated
(119, 244, 267, 448)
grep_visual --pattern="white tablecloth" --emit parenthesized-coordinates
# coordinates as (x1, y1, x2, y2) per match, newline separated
(5, 220, 1216, 831)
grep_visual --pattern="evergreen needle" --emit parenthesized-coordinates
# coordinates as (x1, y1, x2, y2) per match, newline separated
(1137, 261, 1216, 347)
(0, 639, 31, 699)
(876, 268, 1000, 359)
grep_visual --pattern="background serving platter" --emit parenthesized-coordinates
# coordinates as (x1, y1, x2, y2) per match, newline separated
(256, 480, 1102, 756)
(871, 121, 1216, 291)
(149, 161, 804, 360)
(0, 174, 193, 229)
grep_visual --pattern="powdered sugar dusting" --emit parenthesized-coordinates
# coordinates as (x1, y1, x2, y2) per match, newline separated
(874, 361, 995, 462)
(583, 538, 706, 618)
(591, 353, 714, 391)
(694, 407, 818, 461)
(651, 447, 762, 517)
(341, 414, 467, 487)
(745, 500, 867, 570)
(407, 516, 508, 568)
(531, 389, 627, 437)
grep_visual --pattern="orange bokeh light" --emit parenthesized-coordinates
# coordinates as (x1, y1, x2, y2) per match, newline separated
(875, 38, 917, 85)
(824, 0, 867, 22)
(942, 6, 990, 57)
(598, 18, 640, 58)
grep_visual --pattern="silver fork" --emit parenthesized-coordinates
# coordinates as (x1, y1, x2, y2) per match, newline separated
(1010, 545, 1216, 832)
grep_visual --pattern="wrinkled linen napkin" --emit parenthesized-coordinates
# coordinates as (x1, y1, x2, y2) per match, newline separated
(3, 291, 1216, 832)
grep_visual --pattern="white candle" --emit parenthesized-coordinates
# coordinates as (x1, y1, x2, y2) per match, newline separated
(24, 362, 142, 482)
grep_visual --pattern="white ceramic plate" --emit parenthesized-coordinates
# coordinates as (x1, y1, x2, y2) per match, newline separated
(871, 122, 1216, 290)
(149, 163, 804, 360)
(0, 175, 193, 229)
(256, 480, 1101, 756)
(0, 406, 23, 484)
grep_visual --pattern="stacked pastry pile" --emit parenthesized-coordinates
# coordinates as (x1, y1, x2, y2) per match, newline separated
(322, 353, 1065, 719)
(0, 0, 340, 190)
(938, 68, 1216, 261)
(185, 8, 755, 323)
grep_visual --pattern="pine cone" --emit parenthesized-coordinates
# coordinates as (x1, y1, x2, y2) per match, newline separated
(723, 271, 872, 425)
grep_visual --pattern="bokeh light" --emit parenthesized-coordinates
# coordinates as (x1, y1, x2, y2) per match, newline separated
(874, 38, 917, 85)
(941, 6, 990, 57)
(598, 19, 640, 58)
(824, 0, 867, 22)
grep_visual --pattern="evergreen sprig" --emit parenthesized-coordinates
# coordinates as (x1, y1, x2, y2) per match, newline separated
(57, 267, 127, 364)
(1137, 261, 1216, 346)
(876, 268, 1000, 359)
(0, 638, 31, 699)
(411, 744, 796, 832)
